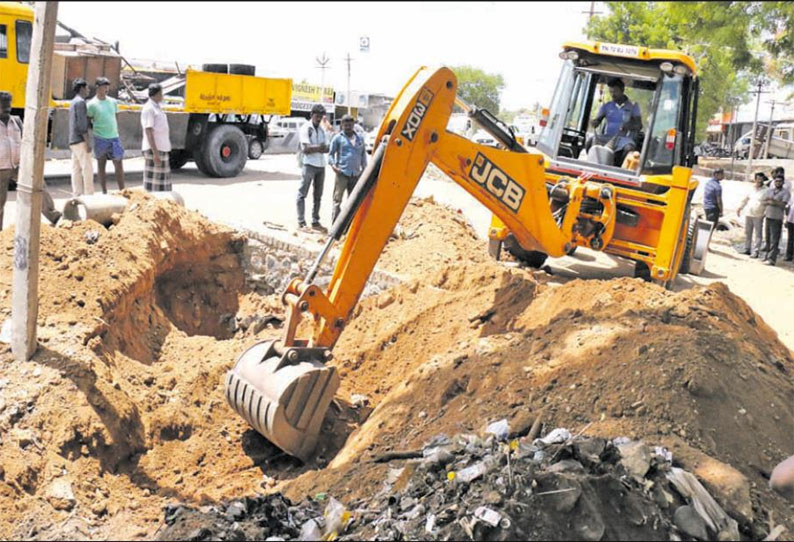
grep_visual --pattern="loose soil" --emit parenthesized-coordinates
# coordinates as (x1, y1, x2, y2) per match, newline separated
(0, 193, 792, 540)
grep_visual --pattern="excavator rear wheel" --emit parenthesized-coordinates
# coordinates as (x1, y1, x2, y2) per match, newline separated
(503, 235, 548, 268)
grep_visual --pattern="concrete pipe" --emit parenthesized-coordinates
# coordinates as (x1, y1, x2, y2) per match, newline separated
(148, 190, 185, 207)
(62, 194, 128, 226)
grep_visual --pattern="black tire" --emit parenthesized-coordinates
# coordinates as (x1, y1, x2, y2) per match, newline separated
(202, 63, 228, 74)
(193, 148, 212, 176)
(248, 138, 264, 160)
(503, 234, 548, 268)
(678, 218, 697, 275)
(169, 150, 190, 170)
(201, 124, 248, 178)
(229, 64, 256, 76)
(633, 261, 651, 281)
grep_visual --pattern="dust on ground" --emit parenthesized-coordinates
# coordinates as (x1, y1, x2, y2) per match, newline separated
(0, 193, 792, 540)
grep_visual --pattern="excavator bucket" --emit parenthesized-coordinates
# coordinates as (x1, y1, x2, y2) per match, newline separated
(225, 340, 339, 462)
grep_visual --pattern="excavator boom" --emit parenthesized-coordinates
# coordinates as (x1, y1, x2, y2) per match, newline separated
(226, 66, 696, 460)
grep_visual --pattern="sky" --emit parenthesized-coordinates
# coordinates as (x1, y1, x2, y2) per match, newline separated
(56, 1, 596, 111)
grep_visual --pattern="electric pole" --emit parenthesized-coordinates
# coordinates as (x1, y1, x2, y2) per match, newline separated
(582, 1, 602, 22)
(344, 53, 353, 116)
(747, 78, 768, 180)
(763, 98, 776, 159)
(315, 53, 330, 113)
(12, 1, 59, 361)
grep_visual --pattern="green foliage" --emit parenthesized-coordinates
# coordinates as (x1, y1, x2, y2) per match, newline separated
(451, 65, 505, 114)
(584, 2, 763, 139)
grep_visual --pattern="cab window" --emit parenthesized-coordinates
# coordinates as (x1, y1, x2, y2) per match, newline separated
(0, 25, 7, 59)
(642, 75, 683, 173)
(16, 20, 32, 64)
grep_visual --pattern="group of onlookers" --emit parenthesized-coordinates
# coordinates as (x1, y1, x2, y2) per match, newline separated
(712, 166, 794, 266)
(295, 103, 368, 232)
(0, 77, 172, 231)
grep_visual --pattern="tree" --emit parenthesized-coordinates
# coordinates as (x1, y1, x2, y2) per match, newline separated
(585, 2, 760, 139)
(450, 65, 505, 114)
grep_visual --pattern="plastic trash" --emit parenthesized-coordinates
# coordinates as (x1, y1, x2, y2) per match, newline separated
(456, 461, 488, 483)
(425, 513, 436, 533)
(537, 428, 572, 446)
(474, 506, 502, 527)
(299, 518, 323, 541)
(323, 497, 352, 537)
(485, 419, 510, 441)
(653, 446, 673, 463)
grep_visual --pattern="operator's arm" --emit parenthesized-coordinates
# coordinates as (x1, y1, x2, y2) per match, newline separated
(624, 102, 642, 132)
(591, 103, 606, 129)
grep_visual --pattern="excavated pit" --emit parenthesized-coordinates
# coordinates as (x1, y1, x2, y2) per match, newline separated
(0, 193, 793, 540)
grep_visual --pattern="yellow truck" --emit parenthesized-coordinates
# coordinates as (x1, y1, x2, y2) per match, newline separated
(0, 2, 291, 177)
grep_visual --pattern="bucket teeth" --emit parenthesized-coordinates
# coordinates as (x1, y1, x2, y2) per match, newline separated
(225, 341, 340, 462)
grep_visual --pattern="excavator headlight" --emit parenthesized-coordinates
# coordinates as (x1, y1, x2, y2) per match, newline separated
(673, 65, 690, 76)
(559, 51, 579, 60)
(660, 61, 674, 74)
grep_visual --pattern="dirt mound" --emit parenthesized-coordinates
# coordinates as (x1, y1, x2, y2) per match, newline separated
(0, 193, 295, 540)
(1, 191, 793, 540)
(282, 261, 794, 537)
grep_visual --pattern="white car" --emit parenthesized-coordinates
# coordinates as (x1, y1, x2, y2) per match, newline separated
(473, 129, 499, 148)
(365, 131, 377, 154)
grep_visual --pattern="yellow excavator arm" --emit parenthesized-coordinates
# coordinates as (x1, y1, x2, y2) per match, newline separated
(226, 66, 695, 460)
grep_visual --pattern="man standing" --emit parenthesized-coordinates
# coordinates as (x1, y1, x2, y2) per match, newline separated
(785, 193, 794, 262)
(328, 114, 367, 224)
(737, 172, 768, 258)
(141, 83, 171, 192)
(702, 168, 724, 230)
(297, 104, 329, 232)
(88, 77, 125, 193)
(590, 78, 643, 166)
(0, 92, 61, 229)
(762, 174, 790, 266)
(68, 78, 94, 197)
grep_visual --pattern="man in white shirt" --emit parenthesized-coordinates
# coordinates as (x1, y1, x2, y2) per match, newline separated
(140, 83, 172, 192)
(297, 104, 329, 232)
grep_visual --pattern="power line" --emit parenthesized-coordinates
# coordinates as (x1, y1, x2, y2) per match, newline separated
(582, 1, 602, 21)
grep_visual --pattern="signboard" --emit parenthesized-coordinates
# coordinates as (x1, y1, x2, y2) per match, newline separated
(360, 36, 370, 53)
(334, 91, 369, 108)
(291, 81, 334, 114)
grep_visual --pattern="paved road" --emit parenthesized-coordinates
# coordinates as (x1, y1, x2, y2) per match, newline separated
(4, 154, 792, 351)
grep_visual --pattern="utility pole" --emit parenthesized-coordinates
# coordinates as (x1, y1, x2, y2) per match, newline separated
(729, 105, 737, 179)
(763, 98, 776, 159)
(315, 53, 330, 112)
(12, 1, 59, 361)
(344, 52, 353, 116)
(581, 1, 602, 21)
(746, 78, 767, 181)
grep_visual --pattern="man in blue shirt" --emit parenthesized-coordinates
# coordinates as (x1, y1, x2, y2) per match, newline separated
(703, 168, 725, 229)
(328, 114, 367, 224)
(590, 78, 642, 166)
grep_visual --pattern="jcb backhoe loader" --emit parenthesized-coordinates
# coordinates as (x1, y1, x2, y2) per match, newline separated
(226, 42, 704, 461)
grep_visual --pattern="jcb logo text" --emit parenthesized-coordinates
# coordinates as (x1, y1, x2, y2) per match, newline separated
(400, 88, 434, 141)
(469, 153, 525, 213)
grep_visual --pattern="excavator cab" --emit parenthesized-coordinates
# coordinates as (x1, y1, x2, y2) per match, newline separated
(488, 42, 703, 276)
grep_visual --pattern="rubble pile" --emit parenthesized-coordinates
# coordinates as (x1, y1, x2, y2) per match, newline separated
(157, 422, 745, 541)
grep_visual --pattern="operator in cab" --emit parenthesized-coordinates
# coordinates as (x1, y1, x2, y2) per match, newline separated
(589, 78, 642, 167)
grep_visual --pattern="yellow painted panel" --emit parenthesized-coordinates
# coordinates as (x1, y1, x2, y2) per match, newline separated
(184, 70, 291, 115)
(0, 2, 34, 109)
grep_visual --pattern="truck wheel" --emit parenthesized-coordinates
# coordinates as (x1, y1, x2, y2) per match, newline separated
(248, 138, 264, 160)
(193, 148, 212, 176)
(169, 150, 190, 170)
(633, 261, 651, 281)
(678, 218, 697, 274)
(202, 63, 228, 74)
(229, 64, 256, 76)
(503, 234, 548, 268)
(201, 124, 248, 178)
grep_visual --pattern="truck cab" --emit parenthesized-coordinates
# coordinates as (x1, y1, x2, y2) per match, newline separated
(0, 1, 33, 112)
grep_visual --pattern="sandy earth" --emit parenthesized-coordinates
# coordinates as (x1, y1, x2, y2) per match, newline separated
(0, 157, 791, 540)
